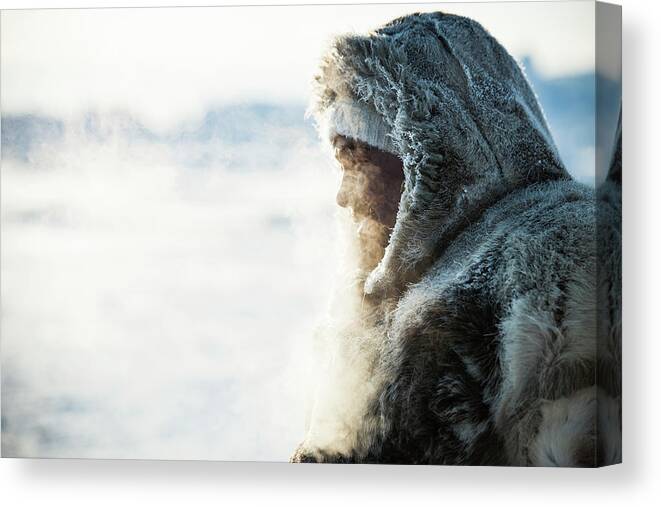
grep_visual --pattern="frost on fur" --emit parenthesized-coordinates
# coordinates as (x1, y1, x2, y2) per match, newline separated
(293, 12, 621, 467)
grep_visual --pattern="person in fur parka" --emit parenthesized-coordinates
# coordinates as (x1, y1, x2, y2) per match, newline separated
(292, 12, 621, 466)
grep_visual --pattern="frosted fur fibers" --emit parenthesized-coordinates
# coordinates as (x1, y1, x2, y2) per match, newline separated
(293, 12, 621, 466)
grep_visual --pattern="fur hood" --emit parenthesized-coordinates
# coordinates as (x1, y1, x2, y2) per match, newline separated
(311, 12, 570, 296)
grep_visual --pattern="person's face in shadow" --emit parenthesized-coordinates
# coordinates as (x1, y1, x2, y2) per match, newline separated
(332, 134, 404, 231)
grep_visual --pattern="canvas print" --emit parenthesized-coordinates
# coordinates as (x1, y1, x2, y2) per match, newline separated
(0, 1, 621, 466)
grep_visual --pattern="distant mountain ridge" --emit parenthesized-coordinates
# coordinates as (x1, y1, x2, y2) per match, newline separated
(1, 103, 312, 163)
(1, 115, 66, 162)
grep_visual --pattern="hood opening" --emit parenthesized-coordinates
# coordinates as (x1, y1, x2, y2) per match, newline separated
(331, 133, 405, 278)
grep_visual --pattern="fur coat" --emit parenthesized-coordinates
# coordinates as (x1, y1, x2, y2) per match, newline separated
(293, 12, 621, 466)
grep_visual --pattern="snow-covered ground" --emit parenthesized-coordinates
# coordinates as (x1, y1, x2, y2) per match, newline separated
(1, 108, 339, 459)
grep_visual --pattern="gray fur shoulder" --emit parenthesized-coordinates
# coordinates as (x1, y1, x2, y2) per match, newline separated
(376, 181, 611, 466)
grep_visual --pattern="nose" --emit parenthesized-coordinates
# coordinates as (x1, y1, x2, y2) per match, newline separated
(336, 174, 351, 208)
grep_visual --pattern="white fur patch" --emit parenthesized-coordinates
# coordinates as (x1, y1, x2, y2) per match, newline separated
(530, 388, 596, 466)
(322, 99, 397, 155)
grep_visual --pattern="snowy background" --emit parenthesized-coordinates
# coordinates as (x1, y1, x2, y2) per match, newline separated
(1, 3, 620, 460)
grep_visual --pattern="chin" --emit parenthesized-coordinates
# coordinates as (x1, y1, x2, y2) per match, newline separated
(352, 216, 390, 273)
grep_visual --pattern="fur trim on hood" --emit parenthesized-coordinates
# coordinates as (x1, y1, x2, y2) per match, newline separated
(311, 12, 571, 296)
